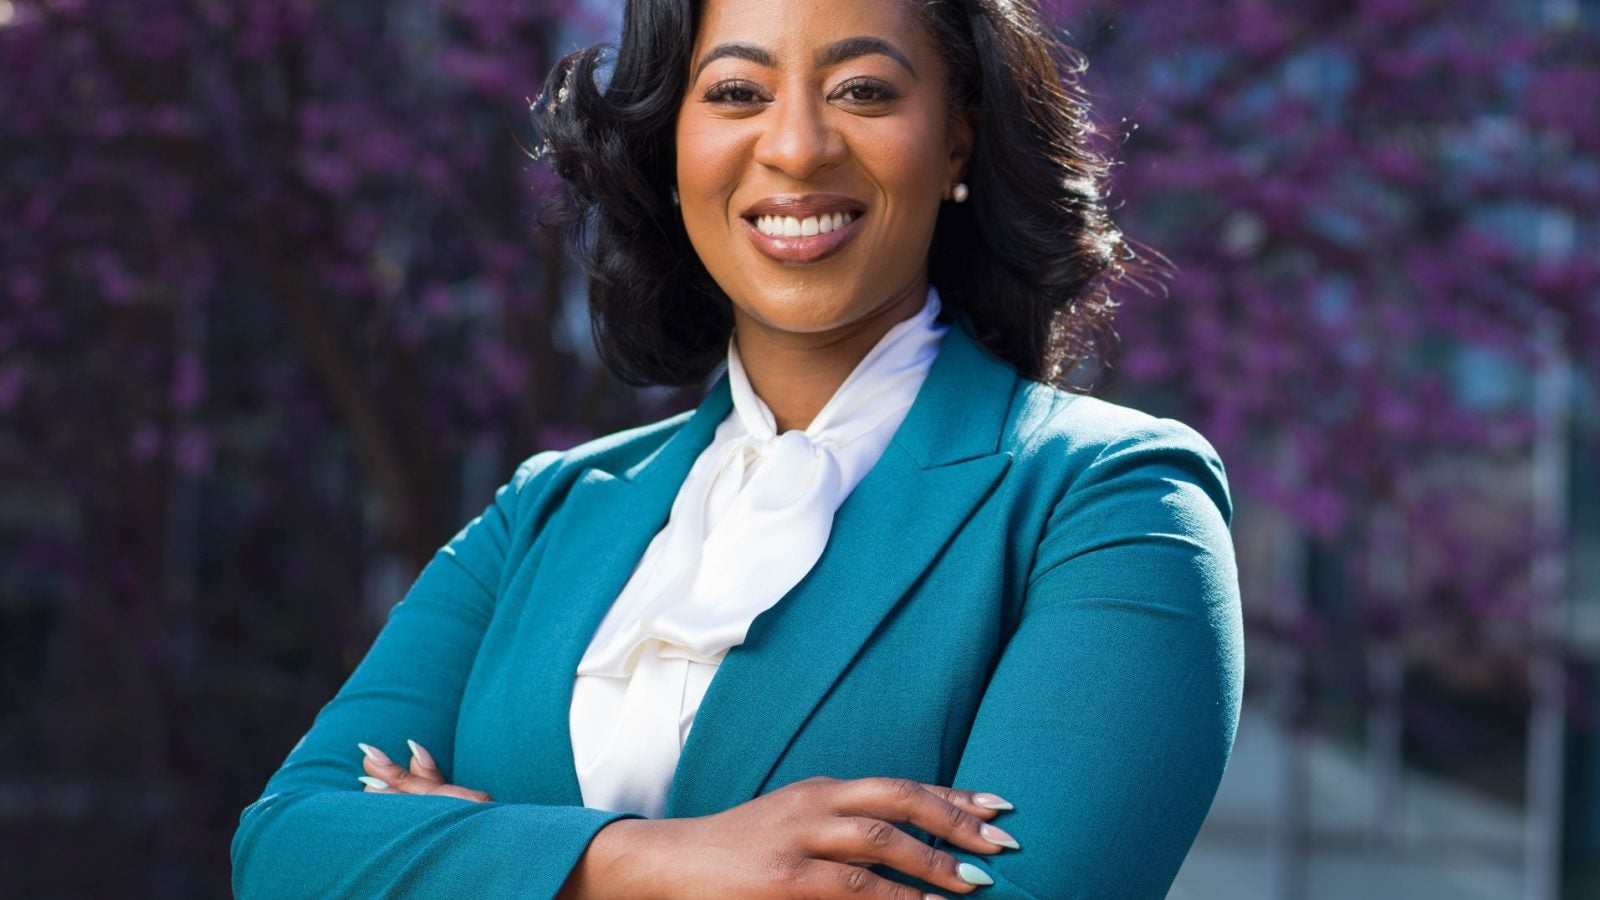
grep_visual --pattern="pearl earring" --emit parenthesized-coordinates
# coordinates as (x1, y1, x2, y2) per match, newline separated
(670, 187, 680, 206)
(951, 182, 970, 203)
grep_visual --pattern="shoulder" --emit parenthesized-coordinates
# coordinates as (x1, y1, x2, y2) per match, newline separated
(1006, 379, 1225, 467)
(502, 405, 699, 493)
(1002, 378, 1233, 524)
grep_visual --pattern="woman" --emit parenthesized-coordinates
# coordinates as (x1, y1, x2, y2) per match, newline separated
(231, 0, 1243, 897)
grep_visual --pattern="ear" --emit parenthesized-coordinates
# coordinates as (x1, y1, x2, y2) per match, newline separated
(944, 108, 977, 186)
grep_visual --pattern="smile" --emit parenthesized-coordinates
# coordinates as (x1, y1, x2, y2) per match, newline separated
(752, 212, 856, 237)
(741, 213, 863, 264)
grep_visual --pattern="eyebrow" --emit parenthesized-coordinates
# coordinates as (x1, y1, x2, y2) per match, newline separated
(691, 36, 917, 83)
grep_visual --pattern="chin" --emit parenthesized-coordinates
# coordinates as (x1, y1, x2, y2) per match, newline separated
(740, 307, 851, 336)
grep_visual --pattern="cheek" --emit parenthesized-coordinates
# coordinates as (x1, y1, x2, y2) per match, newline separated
(860, 104, 948, 191)
(856, 123, 947, 227)
(675, 120, 748, 201)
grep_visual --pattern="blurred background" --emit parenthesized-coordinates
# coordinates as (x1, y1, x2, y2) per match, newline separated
(0, 0, 1595, 897)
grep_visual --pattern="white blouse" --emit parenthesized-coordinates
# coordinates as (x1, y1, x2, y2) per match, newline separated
(568, 287, 949, 818)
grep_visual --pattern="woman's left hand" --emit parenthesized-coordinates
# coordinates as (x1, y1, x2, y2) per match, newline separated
(356, 740, 493, 803)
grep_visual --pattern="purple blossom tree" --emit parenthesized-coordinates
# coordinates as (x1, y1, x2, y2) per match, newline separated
(0, 1, 656, 893)
(1049, 0, 1598, 663)
(1044, 1, 1599, 891)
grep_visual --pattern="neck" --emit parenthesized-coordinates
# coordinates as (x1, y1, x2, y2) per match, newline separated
(733, 279, 928, 433)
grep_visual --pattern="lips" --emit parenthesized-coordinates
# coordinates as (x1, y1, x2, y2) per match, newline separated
(739, 193, 867, 265)
(741, 193, 866, 220)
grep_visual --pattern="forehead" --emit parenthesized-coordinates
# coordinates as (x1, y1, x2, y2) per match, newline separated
(690, 0, 929, 66)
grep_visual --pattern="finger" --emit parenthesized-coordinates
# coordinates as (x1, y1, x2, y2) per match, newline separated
(811, 816, 977, 895)
(358, 743, 421, 784)
(792, 859, 940, 900)
(369, 764, 490, 802)
(841, 778, 1015, 856)
(406, 739, 445, 782)
(425, 783, 494, 803)
(358, 775, 395, 793)
(360, 747, 448, 797)
(359, 742, 490, 802)
(917, 785, 1009, 821)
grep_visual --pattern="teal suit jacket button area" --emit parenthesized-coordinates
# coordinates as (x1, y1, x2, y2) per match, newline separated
(231, 319, 1244, 899)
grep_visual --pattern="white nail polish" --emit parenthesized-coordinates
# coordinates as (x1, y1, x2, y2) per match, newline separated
(980, 823, 1020, 850)
(957, 863, 994, 886)
(973, 793, 1014, 810)
(358, 776, 390, 790)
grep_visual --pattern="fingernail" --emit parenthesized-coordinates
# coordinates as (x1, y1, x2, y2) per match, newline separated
(357, 743, 392, 765)
(358, 776, 390, 790)
(979, 823, 1019, 850)
(973, 793, 1013, 810)
(407, 739, 435, 767)
(924, 894, 946, 900)
(957, 863, 994, 886)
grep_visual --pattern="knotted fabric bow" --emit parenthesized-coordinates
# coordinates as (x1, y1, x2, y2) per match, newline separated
(577, 290, 948, 678)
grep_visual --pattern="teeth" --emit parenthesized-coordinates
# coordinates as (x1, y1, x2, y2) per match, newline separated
(753, 211, 856, 237)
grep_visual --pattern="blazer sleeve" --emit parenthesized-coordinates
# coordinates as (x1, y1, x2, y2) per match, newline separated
(938, 418, 1245, 899)
(230, 451, 637, 899)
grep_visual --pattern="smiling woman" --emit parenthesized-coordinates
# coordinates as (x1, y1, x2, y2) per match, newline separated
(672, 2, 970, 427)
(535, 0, 1125, 397)
(231, 1, 1242, 898)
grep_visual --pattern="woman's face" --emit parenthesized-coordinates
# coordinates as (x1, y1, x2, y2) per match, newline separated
(675, 0, 971, 341)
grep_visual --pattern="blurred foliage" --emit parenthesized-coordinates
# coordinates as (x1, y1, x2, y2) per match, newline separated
(0, 1, 667, 894)
(1052, 0, 1599, 658)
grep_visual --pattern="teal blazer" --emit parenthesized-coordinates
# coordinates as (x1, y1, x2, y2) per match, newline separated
(232, 318, 1244, 899)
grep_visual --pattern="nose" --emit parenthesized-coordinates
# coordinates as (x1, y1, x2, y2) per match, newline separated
(752, 91, 845, 180)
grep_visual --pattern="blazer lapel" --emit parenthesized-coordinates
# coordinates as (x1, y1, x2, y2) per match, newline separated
(665, 321, 1018, 818)
(513, 375, 732, 806)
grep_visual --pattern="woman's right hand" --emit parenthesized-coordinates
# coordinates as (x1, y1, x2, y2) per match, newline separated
(560, 775, 1018, 899)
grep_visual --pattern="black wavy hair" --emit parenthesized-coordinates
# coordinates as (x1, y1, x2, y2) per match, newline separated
(530, 0, 1137, 389)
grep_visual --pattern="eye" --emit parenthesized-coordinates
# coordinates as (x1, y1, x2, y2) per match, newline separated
(704, 79, 768, 106)
(830, 77, 899, 106)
